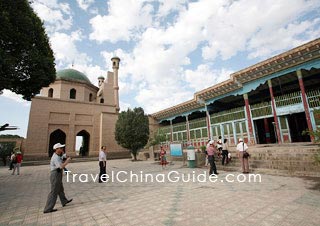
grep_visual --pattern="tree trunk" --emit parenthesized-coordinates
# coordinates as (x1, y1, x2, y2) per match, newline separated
(133, 152, 137, 161)
(132, 150, 137, 161)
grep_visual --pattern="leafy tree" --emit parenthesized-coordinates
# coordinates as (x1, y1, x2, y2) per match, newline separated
(0, 0, 56, 100)
(115, 107, 149, 161)
(0, 142, 15, 166)
(148, 130, 166, 147)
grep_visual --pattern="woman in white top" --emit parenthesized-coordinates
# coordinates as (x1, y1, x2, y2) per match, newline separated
(221, 139, 229, 165)
(236, 138, 249, 173)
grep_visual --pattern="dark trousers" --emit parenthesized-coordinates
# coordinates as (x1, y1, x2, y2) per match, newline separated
(9, 161, 14, 170)
(208, 155, 218, 175)
(44, 170, 68, 212)
(99, 161, 106, 183)
(222, 150, 229, 165)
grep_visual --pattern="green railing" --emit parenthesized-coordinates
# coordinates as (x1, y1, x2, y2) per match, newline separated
(211, 107, 245, 123)
(172, 122, 186, 132)
(251, 102, 272, 118)
(275, 91, 302, 107)
(307, 89, 320, 108)
(189, 118, 206, 129)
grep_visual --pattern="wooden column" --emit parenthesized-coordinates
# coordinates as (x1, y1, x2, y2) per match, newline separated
(186, 115, 190, 142)
(243, 93, 255, 144)
(170, 120, 173, 142)
(268, 80, 282, 144)
(296, 69, 314, 141)
(205, 105, 212, 140)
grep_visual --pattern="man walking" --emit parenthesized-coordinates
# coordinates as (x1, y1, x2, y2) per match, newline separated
(99, 146, 107, 183)
(43, 143, 72, 213)
(207, 140, 219, 175)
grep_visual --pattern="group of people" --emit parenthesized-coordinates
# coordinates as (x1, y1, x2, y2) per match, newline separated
(8, 151, 23, 175)
(205, 136, 250, 175)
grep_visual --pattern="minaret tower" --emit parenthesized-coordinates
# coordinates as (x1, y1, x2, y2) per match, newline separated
(111, 56, 120, 112)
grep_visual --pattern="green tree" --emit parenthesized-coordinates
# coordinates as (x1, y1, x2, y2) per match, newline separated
(148, 130, 166, 147)
(115, 107, 149, 161)
(0, 0, 56, 100)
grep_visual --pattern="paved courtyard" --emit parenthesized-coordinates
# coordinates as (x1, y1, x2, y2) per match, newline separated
(0, 159, 319, 226)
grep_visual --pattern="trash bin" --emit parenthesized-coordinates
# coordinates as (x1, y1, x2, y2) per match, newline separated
(187, 145, 196, 168)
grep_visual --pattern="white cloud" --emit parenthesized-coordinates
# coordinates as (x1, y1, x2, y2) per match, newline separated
(31, 0, 72, 33)
(77, 0, 95, 11)
(89, 0, 154, 43)
(248, 18, 320, 59)
(50, 31, 91, 68)
(1, 90, 30, 106)
(119, 101, 132, 112)
(184, 65, 233, 91)
(157, 0, 188, 18)
(201, 0, 320, 61)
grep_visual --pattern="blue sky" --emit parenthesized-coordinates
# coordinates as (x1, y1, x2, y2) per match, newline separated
(1, 0, 320, 138)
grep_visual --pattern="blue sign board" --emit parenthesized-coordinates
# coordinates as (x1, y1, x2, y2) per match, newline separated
(170, 143, 183, 156)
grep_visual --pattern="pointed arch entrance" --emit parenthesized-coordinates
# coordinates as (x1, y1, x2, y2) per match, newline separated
(49, 129, 66, 157)
(76, 130, 90, 156)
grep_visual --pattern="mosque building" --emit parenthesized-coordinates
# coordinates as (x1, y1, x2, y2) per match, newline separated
(24, 57, 127, 159)
(150, 38, 320, 148)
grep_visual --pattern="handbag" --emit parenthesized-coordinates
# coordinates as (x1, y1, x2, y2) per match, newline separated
(243, 151, 250, 158)
(242, 142, 250, 158)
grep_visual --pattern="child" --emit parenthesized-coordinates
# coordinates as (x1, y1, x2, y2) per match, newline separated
(228, 152, 232, 163)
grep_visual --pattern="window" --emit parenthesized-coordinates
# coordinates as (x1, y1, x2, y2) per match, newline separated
(89, 93, 93, 102)
(70, 89, 76, 99)
(48, 88, 53, 98)
(100, 98, 104, 104)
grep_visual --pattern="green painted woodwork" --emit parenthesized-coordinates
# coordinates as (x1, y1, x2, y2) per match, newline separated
(251, 102, 272, 118)
(211, 107, 245, 123)
(307, 89, 320, 108)
(275, 91, 302, 107)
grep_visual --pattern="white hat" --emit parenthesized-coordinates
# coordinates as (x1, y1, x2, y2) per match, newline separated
(53, 143, 65, 150)
(209, 140, 214, 144)
(238, 138, 243, 142)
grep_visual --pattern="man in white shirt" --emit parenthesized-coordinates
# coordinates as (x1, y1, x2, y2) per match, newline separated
(236, 138, 250, 173)
(99, 146, 107, 183)
(43, 143, 72, 213)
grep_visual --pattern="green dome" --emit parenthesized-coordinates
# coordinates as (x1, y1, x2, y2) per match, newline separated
(56, 69, 91, 84)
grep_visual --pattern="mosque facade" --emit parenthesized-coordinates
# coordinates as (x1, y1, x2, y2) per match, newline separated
(150, 38, 320, 148)
(24, 57, 127, 159)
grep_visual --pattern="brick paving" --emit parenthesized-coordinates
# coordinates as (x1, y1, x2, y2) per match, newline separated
(0, 159, 319, 226)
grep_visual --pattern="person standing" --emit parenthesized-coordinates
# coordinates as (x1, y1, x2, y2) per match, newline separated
(43, 143, 72, 213)
(160, 146, 167, 169)
(205, 140, 210, 166)
(221, 139, 229, 165)
(236, 138, 249, 173)
(207, 140, 218, 175)
(98, 146, 107, 183)
(217, 136, 222, 159)
(9, 151, 15, 170)
(12, 151, 22, 175)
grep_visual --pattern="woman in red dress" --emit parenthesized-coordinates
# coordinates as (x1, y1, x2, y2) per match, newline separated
(159, 146, 167, 169)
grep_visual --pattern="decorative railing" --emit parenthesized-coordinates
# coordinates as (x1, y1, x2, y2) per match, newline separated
(189, 118, 207, 129)
(172, 122, 186, 132)
(275, 91, 302, 107)
(211, 107, 245, 123)
(307, 89, 320, 108)
(251, 102, 272, 118)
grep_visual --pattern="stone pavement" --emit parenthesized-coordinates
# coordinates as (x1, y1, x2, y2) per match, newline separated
(0, 159, 319, 226)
